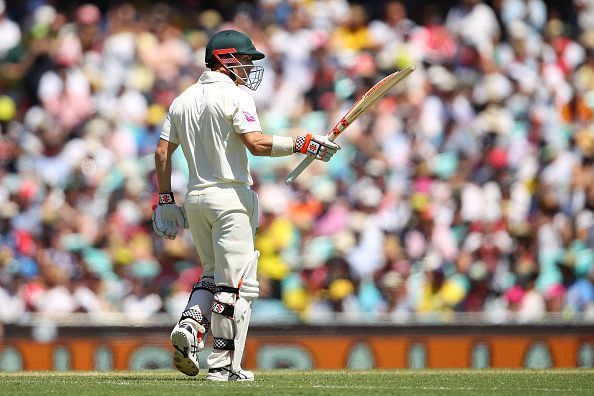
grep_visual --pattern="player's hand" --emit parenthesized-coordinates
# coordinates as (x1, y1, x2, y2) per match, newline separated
(152, 192, 188, 239)
(295, 133, 340, 162)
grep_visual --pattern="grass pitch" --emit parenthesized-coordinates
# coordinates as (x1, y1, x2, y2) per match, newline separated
(0, 370, 593, 395)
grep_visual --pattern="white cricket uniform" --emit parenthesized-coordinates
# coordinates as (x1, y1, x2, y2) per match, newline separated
(160, 70, 260, 279)
(160, 71, 261, 368)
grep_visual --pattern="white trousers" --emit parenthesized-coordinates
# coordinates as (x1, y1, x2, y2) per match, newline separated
(184, 185, 259, 368)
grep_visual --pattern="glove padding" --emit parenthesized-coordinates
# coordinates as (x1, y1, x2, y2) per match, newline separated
(295, 133, 340, 162)
(238, 278, 259, 301)
(152, 203, 188, 239)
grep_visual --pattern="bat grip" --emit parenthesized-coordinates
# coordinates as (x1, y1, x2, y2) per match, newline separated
(284, 155, 315, 184)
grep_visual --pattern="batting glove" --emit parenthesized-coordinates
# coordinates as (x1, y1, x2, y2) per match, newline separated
(294, 134, 340, 162)
(152, 192, 188, 240)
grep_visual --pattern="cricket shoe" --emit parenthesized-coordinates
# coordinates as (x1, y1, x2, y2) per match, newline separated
(206, 365, 254, 382)
(170, 321, 201, 376)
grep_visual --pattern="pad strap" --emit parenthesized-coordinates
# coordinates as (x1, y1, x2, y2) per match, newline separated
(180, 308, 203, 323)
(192, 275, 217, 295)
(180, 308, 210, 333)
(213, 337, 234, 350)
(212, 300, 235, 319)
(217, 285, 239, 294)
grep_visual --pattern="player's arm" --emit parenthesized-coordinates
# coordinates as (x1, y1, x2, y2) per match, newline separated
(239, 131, 273, 156)
(240, 131, 340, 162)
(154, 138, 178, 192)
(153, 138, 187, 239)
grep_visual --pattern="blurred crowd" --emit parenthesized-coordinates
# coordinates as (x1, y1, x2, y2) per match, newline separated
(0, 0, 593, 325)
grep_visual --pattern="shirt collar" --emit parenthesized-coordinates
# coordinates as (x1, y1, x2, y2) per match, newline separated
(199, 71, 236, 85)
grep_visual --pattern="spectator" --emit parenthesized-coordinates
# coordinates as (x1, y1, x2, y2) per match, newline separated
(0, 0, 21, 60)
(0, 0, 593, 325)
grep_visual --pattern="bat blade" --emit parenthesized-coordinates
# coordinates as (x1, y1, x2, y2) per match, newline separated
(328, 65, 416, 142)
(285, 65, 416, 184)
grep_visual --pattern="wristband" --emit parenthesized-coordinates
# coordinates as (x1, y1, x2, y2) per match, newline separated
(159, 192, 175, 205)
(271, 135, 294, 157)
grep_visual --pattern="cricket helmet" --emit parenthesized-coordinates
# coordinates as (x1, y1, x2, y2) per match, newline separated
(205, 30, 265, 68)
(205, 30, 265, 90)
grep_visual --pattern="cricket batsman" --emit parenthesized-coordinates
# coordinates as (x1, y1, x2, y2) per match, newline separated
(152, 30, 340, 381)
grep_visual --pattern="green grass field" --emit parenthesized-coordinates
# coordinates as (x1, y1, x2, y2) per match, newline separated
(1, 370, 593, 395)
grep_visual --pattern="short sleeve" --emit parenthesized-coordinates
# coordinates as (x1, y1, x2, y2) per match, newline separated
(160, 106, 179, 144)
(232, 91, 262, 134)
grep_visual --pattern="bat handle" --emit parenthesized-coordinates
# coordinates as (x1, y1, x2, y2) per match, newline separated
(284, 155, 315, 184)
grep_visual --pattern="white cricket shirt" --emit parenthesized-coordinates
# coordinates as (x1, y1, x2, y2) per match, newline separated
(160, 71, 263, 190)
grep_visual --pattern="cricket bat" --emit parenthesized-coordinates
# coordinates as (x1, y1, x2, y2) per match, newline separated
(285, 65, 416, 184)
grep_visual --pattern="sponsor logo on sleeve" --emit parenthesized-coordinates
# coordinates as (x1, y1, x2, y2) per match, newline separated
(243, 111, 256, 122)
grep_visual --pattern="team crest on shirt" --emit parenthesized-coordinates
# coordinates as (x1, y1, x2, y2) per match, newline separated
(243, 111, 256, 122)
